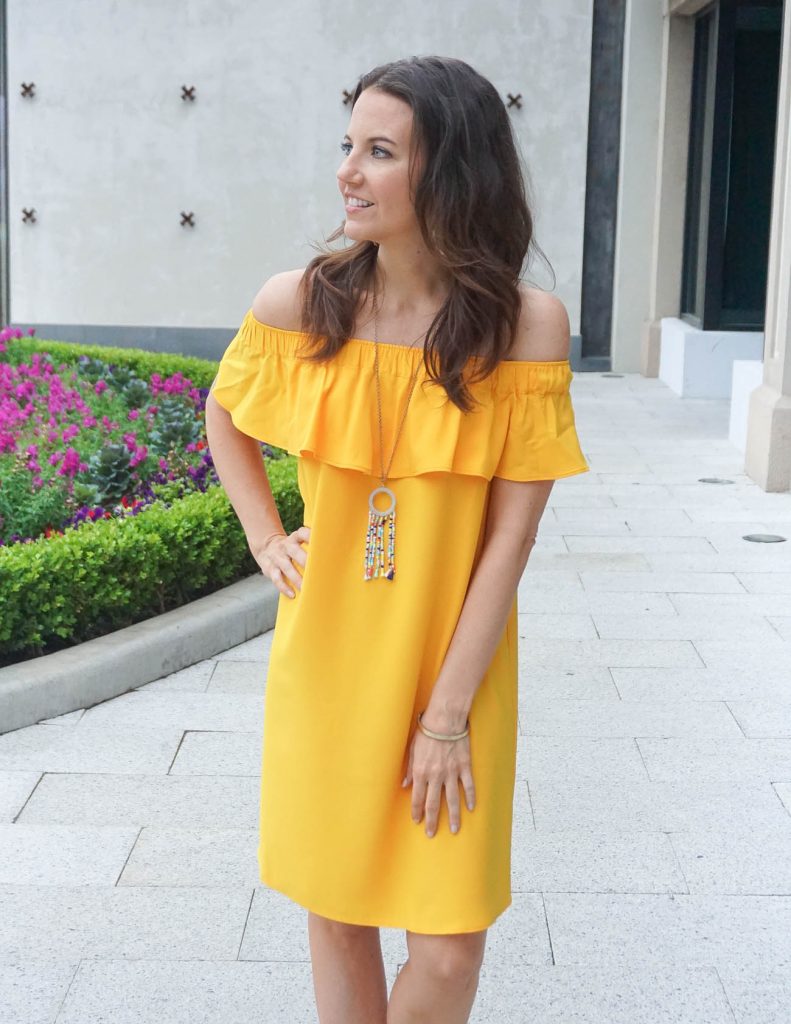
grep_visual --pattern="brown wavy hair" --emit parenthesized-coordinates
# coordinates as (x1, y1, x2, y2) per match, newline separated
(294, 55, 553, 413)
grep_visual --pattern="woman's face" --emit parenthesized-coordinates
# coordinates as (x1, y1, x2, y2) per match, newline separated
(337, 88, 423, 245)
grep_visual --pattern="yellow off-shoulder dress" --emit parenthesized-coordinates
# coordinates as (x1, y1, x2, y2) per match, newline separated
(209, 308, 589, 935)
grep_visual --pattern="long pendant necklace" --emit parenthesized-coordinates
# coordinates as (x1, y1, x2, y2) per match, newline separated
(363, 303, 424, 581)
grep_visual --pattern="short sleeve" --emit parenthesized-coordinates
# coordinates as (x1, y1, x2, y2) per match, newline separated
(209, 311, 291, 448)
(491, 362, 589, 481)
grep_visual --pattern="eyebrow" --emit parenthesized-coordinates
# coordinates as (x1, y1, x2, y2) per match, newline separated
(343, 133, 398, 146)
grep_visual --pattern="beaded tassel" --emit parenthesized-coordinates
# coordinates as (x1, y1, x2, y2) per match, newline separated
(364, 488, 397, 580)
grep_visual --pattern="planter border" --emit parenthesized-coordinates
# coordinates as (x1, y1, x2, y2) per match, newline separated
(0, 574, 277, 735)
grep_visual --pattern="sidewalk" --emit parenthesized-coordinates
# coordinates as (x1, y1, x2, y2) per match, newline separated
(1, 369, 790, 1023)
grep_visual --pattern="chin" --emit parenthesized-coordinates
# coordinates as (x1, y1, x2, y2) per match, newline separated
(345, 228, 379, 245)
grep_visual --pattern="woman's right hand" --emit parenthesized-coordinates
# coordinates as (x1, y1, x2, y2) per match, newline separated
(250, 526, 311, 599)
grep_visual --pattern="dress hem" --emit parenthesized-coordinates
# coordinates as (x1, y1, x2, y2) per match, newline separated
(258, 866, 511, 935)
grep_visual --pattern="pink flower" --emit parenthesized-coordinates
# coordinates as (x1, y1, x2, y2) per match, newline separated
(55, 447, 83, 477)
(130, 445, 148, 468)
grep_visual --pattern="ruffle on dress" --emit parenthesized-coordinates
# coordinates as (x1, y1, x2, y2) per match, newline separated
(209, 309, 589, 482)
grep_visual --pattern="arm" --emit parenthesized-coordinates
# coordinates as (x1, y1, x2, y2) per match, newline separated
(421, 289, 571, 733)
(205, 268, 308, 561)
(205, 393, 286, 552)
(420, 477, 554, 731)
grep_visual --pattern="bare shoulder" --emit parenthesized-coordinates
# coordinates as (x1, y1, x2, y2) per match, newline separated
(251, 267, 309, 331)
(506, 285, 571, 362)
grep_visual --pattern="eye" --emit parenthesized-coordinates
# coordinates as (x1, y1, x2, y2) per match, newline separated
(339, 142, 390, 158)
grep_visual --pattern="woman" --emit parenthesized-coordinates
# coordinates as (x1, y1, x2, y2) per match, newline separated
(206, 55, 588, 1024)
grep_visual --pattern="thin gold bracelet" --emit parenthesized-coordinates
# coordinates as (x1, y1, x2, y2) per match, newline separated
(417, 710, 470, 741)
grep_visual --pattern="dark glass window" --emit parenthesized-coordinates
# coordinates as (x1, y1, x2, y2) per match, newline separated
(680, 0, 783, 331)
(681, 7, 716, 325)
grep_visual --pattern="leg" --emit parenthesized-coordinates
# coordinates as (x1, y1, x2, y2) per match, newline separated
(386, 928, 487, 1023)
(307, 910, 389, 1024)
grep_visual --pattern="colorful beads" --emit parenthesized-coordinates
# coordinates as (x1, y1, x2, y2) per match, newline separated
(364, 501, 397, 580)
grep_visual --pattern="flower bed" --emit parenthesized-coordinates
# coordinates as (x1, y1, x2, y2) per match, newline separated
(0, 326, 302, 666)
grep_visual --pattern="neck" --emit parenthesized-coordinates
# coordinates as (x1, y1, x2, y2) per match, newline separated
(371, 243, 451, 316)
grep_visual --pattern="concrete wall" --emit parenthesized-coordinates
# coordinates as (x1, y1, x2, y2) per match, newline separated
(9, 0, 594, 336)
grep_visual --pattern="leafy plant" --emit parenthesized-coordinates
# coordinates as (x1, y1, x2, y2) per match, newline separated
(146, 395, 203, 457)
(84, 443, 136, 506)
(0, 456, 69, 539)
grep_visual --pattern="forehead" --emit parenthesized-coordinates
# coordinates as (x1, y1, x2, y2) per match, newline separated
(347, 88, 413, 144)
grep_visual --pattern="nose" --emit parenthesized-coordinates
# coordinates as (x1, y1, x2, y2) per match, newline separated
(339, 176, 363, 198)
(337, 153, 362, 189)
(338, 166, 357, 187)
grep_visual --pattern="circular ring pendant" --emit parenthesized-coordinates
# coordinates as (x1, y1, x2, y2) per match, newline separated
(368, 485, 396, 516)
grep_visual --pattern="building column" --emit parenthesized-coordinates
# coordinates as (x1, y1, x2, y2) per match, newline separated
(640, 3, 695, 377)
(744, 0, 791, 493)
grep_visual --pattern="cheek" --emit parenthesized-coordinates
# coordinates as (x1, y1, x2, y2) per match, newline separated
(380, 166, 411, 199)
(380, 173, 416, 216)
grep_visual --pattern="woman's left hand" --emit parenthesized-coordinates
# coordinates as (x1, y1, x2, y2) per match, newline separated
(401, 714, 476, 838)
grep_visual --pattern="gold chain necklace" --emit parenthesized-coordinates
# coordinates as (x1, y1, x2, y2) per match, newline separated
(363, 300, 425, 581)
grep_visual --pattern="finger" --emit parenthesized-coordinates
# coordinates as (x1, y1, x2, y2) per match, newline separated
(424, 780, 442, 838)
(411, 776, 427, 823)
(276, 552, 304, 594)
(291, 541, 309, 571)
(460, 768, 476, 812)
(270, 565, 295, 599)
(272, 561, 300, 598)
(446, 777, 462, 834)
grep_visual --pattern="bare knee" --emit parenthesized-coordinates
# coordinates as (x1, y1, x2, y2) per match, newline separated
(308, 910, 380, 948)
(405, 929, 487, 985)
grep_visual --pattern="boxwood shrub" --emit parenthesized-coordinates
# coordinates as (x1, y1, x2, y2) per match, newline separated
(0, 333, 303, 665)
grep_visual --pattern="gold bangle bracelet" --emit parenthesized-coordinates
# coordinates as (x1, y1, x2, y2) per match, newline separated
(417, 710, 470, 741)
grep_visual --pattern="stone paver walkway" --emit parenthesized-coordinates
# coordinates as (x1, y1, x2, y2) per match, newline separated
(2, 369, 791, 1022)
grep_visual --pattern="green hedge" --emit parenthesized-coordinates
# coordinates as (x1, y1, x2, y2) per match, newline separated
(6, 335, 222, 389)
(0, 335, 304, 665)
(0, 458, 303, 663)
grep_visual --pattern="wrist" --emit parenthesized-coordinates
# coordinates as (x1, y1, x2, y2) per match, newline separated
(420, 703, 470, 735)
(249, 529, 286, 554)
